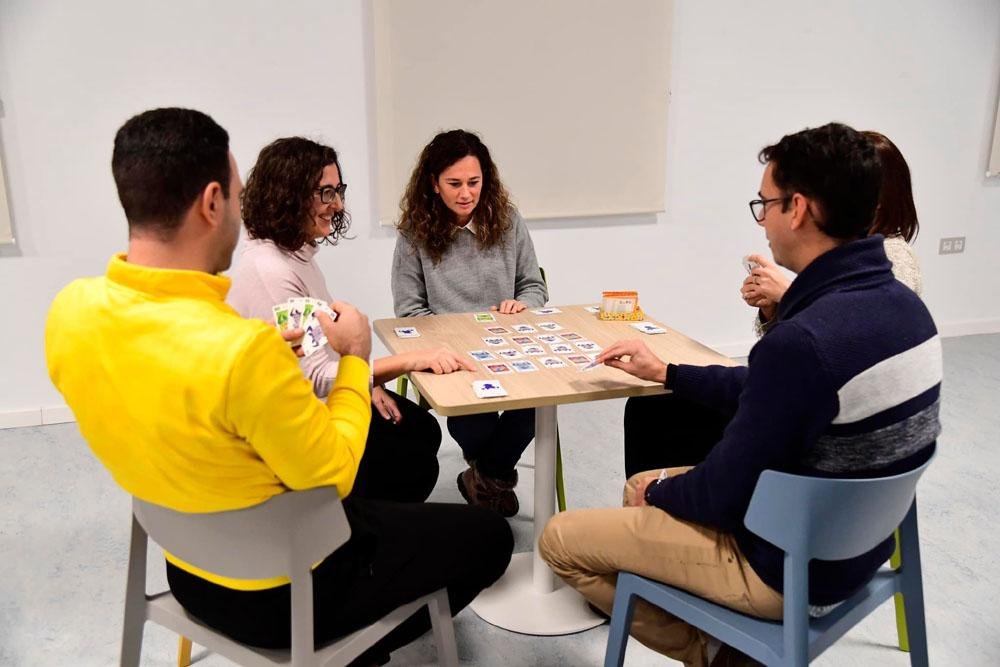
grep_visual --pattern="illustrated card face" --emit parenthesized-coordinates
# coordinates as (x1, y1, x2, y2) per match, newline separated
(511, 335, 533, 345)
(475, 312, 497, 322)
(521, 344, 546, 355)
(531, 307, 562, 315)
(512, 324, 537, 333)
(511, 360, 539, 373)
(549, 343, 574, 354)
(301, 320, 328, 357)
(742, 255, 760, 274)
(473, 379, 508, 397)
(574, 341, 601, 352)
(485, 363, 513, 375)
(272, 304, 291, 330)
(536, 334, 560, 344)
(631, 322, 666, 335)
(485, 326, 510, 334)
(394, 326, 420, 338)
(566, 354, 591, 365)
(468, 350, 496, 361)
(495, 348, 523, 360)
(537, 322, 563, 331)
(482, 336, 506, 346)
(539, 356, 567, 368)
(559, 332, 583, 341)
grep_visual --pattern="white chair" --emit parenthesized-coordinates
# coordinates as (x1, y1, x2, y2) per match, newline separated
(120, 486, 459, 666)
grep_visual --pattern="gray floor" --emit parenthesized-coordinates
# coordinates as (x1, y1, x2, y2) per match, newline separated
(2, 334, 999, 666)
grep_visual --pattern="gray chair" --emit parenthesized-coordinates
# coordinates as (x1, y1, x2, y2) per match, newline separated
(605, 456, 933, 666)
(121, 487, 459, 667)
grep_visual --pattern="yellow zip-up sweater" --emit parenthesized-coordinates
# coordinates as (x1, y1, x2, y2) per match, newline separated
(45, 255, 371, 590)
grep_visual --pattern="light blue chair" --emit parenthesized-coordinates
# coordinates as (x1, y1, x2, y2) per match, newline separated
(604, 457, 933, 666)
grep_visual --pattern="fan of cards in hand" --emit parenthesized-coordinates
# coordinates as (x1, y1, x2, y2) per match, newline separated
(272, 297, 338, 357)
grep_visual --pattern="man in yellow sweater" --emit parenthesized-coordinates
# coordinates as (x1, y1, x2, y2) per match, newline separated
(45, 108, 512, 664)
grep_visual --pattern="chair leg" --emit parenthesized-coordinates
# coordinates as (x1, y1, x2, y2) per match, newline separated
(177, 636, 193, 667)
(898, 503, 929, 667)
(890, 528, 910, 651)
(556, 431, 567, 513)
(120, 516, 148, 667)
(604, 575, 639, 667)
(429, 589, 459, 667)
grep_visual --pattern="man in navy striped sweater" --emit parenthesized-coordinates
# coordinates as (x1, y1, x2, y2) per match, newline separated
(540, 123, 940, 667)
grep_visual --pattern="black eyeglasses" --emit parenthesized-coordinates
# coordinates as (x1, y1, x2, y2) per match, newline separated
(315, 183, 347, 204)
(748, 195, 790, 222)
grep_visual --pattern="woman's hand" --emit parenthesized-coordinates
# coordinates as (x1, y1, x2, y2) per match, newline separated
(491, 299, 527, 314)
(372, 385, 402, 424)
(741, 254, 790, 323)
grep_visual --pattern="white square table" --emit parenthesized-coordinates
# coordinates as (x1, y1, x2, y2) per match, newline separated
(374, 304, 736, 635)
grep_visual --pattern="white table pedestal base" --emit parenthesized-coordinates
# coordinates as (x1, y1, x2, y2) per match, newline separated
(469, 552, 606, 635)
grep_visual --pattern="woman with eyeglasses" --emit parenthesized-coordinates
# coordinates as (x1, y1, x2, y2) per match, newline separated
(622, 130, 924, 479)
(229, 137, 475, 504)
(392, 129, 548, 518)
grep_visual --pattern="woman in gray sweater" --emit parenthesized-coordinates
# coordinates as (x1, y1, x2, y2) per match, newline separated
(392, 129, 548, 517)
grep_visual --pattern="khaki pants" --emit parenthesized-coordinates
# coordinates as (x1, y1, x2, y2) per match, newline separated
(539, 468, 783, 666)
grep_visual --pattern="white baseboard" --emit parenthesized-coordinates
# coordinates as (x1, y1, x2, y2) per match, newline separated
(0, 409, 42, 430)
(42, 405, 75, 424)
(937, 317, 1000, 338)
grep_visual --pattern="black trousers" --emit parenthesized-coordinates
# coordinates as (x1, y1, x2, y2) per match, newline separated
(623, 393, 731, 478)
(167, 498, 513, 664)
(353, 389, 441, 502)
(446, 408, 535, 478)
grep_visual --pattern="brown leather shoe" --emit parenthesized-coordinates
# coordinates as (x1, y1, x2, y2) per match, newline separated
(457, 466, 519, 517)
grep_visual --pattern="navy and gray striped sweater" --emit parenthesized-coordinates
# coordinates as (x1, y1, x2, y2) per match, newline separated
(650, 235, 940, 604)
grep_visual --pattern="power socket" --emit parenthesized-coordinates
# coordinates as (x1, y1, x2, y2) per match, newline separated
(939, 236, 966, 255)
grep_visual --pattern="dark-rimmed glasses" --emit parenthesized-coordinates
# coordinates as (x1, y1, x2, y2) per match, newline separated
(748, 196, 790, 222)
(315, 183, 347, 204)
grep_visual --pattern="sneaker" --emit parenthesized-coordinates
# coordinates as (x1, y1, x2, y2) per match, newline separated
(457, 466, 519, 517)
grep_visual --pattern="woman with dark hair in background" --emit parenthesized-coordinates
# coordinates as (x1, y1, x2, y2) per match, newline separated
(229, 136, 475, 503)
(392, 129, 548, 517)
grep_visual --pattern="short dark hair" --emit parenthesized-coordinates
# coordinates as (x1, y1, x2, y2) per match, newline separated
(241, 137, 351, 252)
(759, 122, 882, 241)
(112, 108, 231, 239)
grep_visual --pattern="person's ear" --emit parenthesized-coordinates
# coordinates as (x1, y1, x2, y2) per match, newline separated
(198, 181, 224, 228)
(788, 193, 810, 231)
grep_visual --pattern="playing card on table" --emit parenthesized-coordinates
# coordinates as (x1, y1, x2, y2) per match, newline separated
(566, 354, 591, 365)
(473, 380, 509, 397)
(511, 360, 539, 373)
(485, 363, 514, 375)
(574, 341, 602, 353)
(536, 334, 560, 344)
(560, 332, 583, 341)
(579, 355, 602, 371)
(539, 356, 567, 368)
(537, 322, 563, 331)
(521, 344, 546, 356)
(631, 322, 667, 335)
(394, 326, 420, 338)
(485, 326, 510, 334)
(531, 307, 562, 315)
(511, 335, 533, 345)
(482, 336, 506, 346)
(584, 305, 601, 313)
(549, 343, 574, 354)
(495, 348, 523, 360)
(468, 349, 496, 361)
(474, 312, 497, 323)
(512, 324, 537, 333)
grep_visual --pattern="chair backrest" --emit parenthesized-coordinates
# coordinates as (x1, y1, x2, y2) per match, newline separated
(744, 455, 933, 561)
(132, 487, 350, 580)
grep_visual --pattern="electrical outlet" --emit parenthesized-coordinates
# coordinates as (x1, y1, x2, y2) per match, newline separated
(939, 236, 966, 255)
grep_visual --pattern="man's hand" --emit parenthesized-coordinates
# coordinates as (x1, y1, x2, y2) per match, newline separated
(406, 347, 477, 375)
(372, 385, 402, 423)
(318, 301, 371, 361)
(277, 327, 305, 358)
(490, 299, 527, 314)
(595, 339, 668, 384)
(742, 254, 791, 305)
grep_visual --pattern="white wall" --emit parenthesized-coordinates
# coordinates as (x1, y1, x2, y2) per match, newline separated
(1, 0, 998, 420)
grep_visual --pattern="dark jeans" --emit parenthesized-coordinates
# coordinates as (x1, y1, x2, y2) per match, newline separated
(623, 393, 730, 478)
(167, 498, 513, 664)
(353, 389, 441, 502)
(446, 408, 535, 478)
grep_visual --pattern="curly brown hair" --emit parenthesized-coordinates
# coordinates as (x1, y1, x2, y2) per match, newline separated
(242, 137, 351, 252)
(397, 129, 513, 264)
(862, 131, 919, 243)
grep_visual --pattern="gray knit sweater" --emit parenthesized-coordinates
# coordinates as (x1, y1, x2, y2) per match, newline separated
(391, 210, 548, 316)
